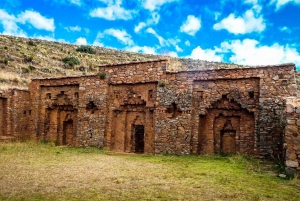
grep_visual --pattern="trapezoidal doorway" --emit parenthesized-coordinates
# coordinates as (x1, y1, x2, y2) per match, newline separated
(62, 120, 74, 145)
(133, 125, 145, 153)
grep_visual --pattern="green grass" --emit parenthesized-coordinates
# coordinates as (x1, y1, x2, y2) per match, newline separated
(0, 142, 299, 201)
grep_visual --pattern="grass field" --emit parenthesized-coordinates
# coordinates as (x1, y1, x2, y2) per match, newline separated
(0, 142, 299, 201)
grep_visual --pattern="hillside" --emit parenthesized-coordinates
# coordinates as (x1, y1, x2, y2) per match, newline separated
(0, 34, 299, 91)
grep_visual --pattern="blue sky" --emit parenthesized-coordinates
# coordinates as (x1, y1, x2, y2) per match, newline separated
(0, 0, 300, 68)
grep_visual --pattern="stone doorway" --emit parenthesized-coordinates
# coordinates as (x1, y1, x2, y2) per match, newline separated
(62, 120, 73, 145)
(134, 125, 144, 153)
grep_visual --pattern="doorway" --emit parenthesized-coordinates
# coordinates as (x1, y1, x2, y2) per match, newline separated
(134, 125, 144, 153)
(62, 120, 73, 145)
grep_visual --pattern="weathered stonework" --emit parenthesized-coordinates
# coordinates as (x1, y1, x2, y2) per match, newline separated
(0, 60, 299, 167)
(285, 98, 300, 171)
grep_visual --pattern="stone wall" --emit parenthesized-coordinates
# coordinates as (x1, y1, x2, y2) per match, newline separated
(285, 97, 300, 171)
(0, 60, 298, 162)
(0, 89, 31, 139)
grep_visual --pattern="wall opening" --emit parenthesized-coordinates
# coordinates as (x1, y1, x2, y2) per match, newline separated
(134, 125, 144, 153)
(62, 120, 73, 145)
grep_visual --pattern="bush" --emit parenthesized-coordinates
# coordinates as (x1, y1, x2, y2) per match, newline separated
(76, 45, 96, 54)
(158, 80, 166, 87)
(0, 58, 8, 65)
(62, 56, 80, 66)
(22, 68, 30, 73)
(28, 65, 36, 71)
(99, 72, 106, 79)
(27, 40, 36, 46)
(24, 55, 33, 62)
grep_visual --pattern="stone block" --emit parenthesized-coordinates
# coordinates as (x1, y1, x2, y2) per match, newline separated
(286, 160, 299, 168)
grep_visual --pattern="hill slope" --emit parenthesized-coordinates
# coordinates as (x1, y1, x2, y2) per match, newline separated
(0, 34, 299, 91)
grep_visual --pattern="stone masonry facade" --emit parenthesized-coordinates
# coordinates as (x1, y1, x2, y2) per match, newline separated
(0, 59, 299, 170)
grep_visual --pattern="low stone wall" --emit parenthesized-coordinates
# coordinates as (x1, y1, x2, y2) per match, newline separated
(285, 97, 300, 171)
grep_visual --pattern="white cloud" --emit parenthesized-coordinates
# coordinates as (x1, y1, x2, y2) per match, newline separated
(180, 15, 201, 36)
(65, 25, 81, 32)
(185, 40, 190, 46)
(126, 45, 157, 54)
(134, 11, 160, 34)
(141, 0, 179, 11)
(76, 37, 87, 45)
(134, 22, 147, 33)
(0, 9, 27, 37)
(220, 39, 300, 66)
(146, 27, 165, 45)
(166, 51, 178, 57)
(213, 9, 265, 34)
(270, 0, 300, 10)
(280, 26, 292, 33)
(90, 0, 135, 20)
(175, 45, 183, 52)
(96, 28, 134, 46)
(17, 10, 55, 31)
(188, 46, 223, 62)
(70, 0, 81, 6)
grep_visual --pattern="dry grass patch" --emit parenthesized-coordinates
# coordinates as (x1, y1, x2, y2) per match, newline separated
(0, 142, 299, 201)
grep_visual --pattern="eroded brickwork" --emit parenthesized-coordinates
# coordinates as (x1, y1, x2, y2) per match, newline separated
(0, 60, 298, 166)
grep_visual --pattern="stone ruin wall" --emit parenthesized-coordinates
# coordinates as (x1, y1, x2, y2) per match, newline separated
(285, 98, 300, 171)
(28, 75, 108, 147)
(0, 60, 298, 163)
(0, 89, 32, 140)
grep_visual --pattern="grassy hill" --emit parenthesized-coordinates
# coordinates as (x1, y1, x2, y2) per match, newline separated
(0, 34, 299, 91)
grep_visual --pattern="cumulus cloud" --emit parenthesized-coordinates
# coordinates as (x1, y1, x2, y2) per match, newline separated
(185, 40, 190, 46)
(220, 39, 300, 66)
(126, 45, 157, 54)
(95, 28, 134, 46)
(280, 26, 292, 33)
(76, 37, 87, 45)
(134, 22, 147, 33)
(188, 46, 223, 62)
(213, 9, 265, 34)
(140, 0, 179, 11)
(70, 0, 81, 6)
(270, 0, 300, 10)
(18, 10, 55, 31)
(134, 11, 160, 34)
(0, 9, 55, 37)
(65, 25, 81, 32)
(180, 15, 201, 36)
(146, 28, 165, 45)
(90, 0, 135, 20)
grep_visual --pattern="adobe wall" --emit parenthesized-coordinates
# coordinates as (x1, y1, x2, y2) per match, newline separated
(285, 98, 300, 171)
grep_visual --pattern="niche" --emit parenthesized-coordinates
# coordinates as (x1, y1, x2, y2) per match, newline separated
(86, 101, 98, 114)
(248, 91, 254, 99)
(166, 102, 182, 119)
(46, 93, 51, 99)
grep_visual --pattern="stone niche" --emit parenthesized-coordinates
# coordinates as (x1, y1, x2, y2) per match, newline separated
(108, 83, 157, 154)
(194, 78, 259, 155)
(40, 85, 79, 145)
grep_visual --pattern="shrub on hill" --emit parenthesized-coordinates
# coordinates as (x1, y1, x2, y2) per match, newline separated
(76, 45, 96, 54)
(62, 56, 80, 67)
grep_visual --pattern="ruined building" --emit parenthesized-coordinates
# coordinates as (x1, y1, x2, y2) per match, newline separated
(0, 59, 299, 171)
